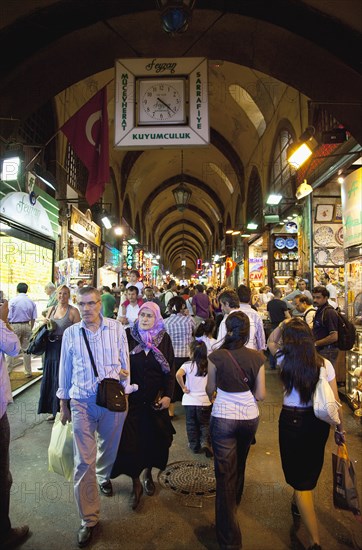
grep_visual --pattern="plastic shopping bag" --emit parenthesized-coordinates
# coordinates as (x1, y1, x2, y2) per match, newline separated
(48, 413, 74, 482)
(332, 444, 361, 520)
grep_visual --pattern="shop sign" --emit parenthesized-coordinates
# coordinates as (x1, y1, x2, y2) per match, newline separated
(0, 188, 57, 240)
(249, 257, 263, 282)
(138, 249, 144, 276)
(114, 57, 209, 149)
(341, 167, 362, 248)
(127, 244, 134, 269)
(69, 206, 101, 247)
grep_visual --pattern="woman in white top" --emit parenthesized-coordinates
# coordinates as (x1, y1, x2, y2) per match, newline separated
(206, 312, 265, 550)
(268, 318, 345, 550)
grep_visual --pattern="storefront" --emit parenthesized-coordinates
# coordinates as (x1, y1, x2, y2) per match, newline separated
(341, 167, 362, 415)
(56, 205, 101, 298)
(98, 244, 122, 288)
(0, 182, 59, 313)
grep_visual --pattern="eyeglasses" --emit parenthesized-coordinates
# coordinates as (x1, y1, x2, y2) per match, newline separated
(77, 300, 100, 307)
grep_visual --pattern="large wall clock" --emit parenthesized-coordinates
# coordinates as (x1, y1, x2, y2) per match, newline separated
(115, 57, 209, 149)
(138, 79, 186, 125)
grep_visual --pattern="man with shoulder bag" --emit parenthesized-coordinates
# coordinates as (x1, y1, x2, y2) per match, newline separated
(57, 286, 137, 548)
(312, 286, 339, 367)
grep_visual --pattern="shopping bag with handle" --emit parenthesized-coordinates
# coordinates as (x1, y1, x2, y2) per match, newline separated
(48, 413, 74, 482)
(332, 443, 361, 520)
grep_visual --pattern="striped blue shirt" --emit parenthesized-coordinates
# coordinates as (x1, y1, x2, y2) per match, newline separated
(57, 316, 130, 400)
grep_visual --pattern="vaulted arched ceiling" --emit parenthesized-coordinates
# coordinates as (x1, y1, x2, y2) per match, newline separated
(0, 0, 361, 276)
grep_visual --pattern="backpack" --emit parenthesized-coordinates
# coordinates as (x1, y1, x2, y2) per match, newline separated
(159, 291, 171, 318)
(322, 306, 356, 351)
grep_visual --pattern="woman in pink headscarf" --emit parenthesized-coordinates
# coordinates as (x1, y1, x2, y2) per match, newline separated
(111, 302, 175, 510)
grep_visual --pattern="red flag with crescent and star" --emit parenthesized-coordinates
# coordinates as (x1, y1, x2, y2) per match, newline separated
(61, 86, 110, 206)
(225, 256, 237, 278)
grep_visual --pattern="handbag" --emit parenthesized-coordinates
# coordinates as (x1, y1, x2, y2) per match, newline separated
(313, 365, 341, 426)
(48, 413, 74, 481)
(26, 316, 56, 356)
(332, 444, 361, 518)
(81, 328, 127, 412)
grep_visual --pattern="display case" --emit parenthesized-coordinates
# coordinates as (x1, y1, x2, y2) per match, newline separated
(345, 251, 362, 415)
(272, 234, 299, 292)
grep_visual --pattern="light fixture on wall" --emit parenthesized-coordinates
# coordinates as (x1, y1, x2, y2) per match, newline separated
(266, 193, 282, 205)
(287, 126, 318, 169)
(101, 214, 112, 229)
(156, 0, 196, 34)
(172, 150, 192, 212)
(247, 222, 258, 230)
(295, 179, 313, 200)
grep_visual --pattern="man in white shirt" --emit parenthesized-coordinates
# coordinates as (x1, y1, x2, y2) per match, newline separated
(215, 289, 240, 346)
(0, 300, 30, 549)
(320, 273, 338, 308)
(57, 286, 131, 548)
(118, 286, 143, 329)
(237, 285, 266, 351)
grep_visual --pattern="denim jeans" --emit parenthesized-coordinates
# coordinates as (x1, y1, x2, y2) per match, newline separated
(0, 412, 12, 537)
(210, 415, 259, 550)
(185, 405, 212, 451)
(318, 346, 339, 368)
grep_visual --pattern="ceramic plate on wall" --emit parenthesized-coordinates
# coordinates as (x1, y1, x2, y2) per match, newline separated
(330, 247, 344, 265)
(314, 225, 334, 246)
(275, 237, 286, 249)
(285, 237, 296, 249)
(335, 227, 343, 245)
(314, 248, 330, 265)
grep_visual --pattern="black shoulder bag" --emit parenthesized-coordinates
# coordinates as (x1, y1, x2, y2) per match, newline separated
(81, 328, 127, 412)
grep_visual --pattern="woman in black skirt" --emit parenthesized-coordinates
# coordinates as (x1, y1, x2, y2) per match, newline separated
(111, 302, 175, 509)
(37, 285, 80, 419)
(268, 318, 345, 550)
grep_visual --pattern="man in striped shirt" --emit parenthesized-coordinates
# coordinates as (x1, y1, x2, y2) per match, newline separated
(57, 286, 132, 548)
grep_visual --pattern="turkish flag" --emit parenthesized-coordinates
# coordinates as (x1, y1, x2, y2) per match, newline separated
(225, 256, 237, 278)
(61, 87, 110, 205)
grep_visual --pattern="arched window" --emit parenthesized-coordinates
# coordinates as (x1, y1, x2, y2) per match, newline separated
(246, 167, 263, 228)
(122, 196, 132, 228)
(270, 128, 295, 199)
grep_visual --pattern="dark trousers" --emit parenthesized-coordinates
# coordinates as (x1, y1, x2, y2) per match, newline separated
(0, 412, 12, 537)
(185, 405, 212, 451)
(210, 415, 259, 550)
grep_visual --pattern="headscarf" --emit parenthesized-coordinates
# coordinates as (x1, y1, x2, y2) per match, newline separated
(130, 302, 170, 373)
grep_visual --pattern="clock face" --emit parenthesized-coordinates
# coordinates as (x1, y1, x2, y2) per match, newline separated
(138, 79, 186, 125)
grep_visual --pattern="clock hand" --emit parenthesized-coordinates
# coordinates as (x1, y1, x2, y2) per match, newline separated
(157, 97, 176, 113)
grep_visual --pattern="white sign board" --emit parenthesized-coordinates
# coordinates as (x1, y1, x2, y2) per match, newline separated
(114, 57, 209, 149)
(341, 167, 362, 248)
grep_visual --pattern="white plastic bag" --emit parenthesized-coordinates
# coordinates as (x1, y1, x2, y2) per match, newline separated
(313, 366, 341, 426)
(48, 413, 74, 481)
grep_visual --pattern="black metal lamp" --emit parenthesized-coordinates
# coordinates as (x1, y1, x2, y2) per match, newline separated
(172, 150, 192, 211)
(156, 0, 196, 34)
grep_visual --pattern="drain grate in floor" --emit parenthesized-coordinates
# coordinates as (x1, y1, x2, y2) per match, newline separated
(158, 460, 216, 498)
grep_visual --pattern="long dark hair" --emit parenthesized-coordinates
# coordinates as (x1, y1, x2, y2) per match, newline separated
(220, 311, 250, 350)
(189, 339, 208, 376)
(279, 318, 323, 404)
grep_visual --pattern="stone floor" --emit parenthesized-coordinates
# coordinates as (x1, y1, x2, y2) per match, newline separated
(7, 368, 362, 550)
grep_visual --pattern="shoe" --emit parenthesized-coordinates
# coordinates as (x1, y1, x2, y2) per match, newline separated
(99, 480, 113, 496)
(307, 545, 322, 550)
(77, 525, 94, 548)
(201, 446, 214, 458)
(37, 367, 44, 371)
(131, 478, 143, 509)
(143, 476, 155, 496)
(25, 373, 32, 378)
(291, 502, 301, 517)
(0, 526, 30, 549)
(46, 414, 55, 421)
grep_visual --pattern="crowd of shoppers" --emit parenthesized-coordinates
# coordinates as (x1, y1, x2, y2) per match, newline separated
(0, 272, 347, 550)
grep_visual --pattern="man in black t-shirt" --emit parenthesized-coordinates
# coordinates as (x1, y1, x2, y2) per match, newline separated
(312, 285, 339, 366)
(267, 289, 290, 369)
(267, 289, 291, 329)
